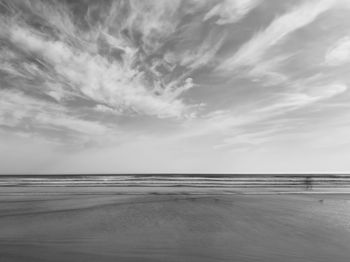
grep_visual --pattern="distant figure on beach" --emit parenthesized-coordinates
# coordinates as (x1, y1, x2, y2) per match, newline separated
(305, 176, 312, 190)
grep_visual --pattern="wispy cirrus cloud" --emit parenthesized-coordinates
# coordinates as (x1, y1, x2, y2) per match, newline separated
(203, 0, 260, 25)
(165, 30, 227, 72)
(256, 83, 347, 113)
(325, 36, 350, 66)
(182, 80, 348, 149)
(0, 90, 110, 139)
(217, 0, 335, 75)
(0, 0, 252, 131)
(1, 14, 194, 120)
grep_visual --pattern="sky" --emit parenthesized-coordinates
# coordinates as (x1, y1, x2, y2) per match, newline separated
(1, 0, 350, 174)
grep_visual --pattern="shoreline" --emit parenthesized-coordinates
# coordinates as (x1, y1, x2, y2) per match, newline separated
(1, 175, 350, 195)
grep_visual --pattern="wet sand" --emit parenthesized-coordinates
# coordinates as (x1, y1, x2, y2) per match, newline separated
(1, 190, 350, 262)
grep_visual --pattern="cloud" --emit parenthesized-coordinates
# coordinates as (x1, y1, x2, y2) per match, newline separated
(213, 129, 279, 150)
(181, 80, 348, 150)
(94, 104, 118, 114)
(5, 24, 192, 118)
(126, 0, 183, 53)
(204, 0, 260, 25)
(256, 83, 347, 113)
(0, 90, 110, 139)
(217, 0, 335, 72)
(325, 36, 350, 66)
(165, 30, 227, 73)
(0, 0, 199, 123)
(247, 54, 293, 86)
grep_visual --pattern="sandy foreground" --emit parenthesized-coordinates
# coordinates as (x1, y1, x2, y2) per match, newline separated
(1, 188, 350, 262)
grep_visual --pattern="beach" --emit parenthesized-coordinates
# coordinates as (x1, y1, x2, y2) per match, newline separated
(1, 0, 350, 260)
(1, 185, 350, 262)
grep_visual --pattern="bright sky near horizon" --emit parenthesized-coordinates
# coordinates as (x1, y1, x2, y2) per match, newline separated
(1, 0, 350, 174)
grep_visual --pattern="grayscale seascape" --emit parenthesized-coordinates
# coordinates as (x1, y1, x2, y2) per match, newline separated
(1, 0, 350, 261)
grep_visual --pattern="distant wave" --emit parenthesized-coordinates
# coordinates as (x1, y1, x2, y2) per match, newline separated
(1, 175, 350, 191)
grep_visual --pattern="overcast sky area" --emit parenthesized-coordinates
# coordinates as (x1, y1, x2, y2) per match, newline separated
(1, 0, 350, 174)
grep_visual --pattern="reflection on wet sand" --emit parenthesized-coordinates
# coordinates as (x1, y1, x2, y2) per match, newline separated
(1, 189, 350, 262)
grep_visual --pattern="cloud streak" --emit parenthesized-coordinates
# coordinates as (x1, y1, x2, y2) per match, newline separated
(204, 0, 260, 25)
(325, 36, 350, 66)
(217, 0, 335, 72)
(181, 80, 348, 149)
(0, 90, 110, 140)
